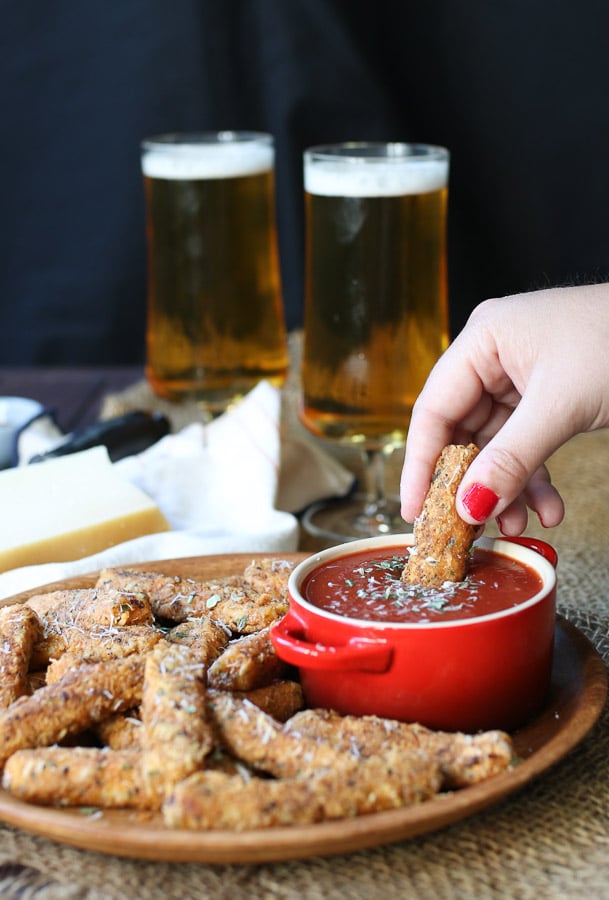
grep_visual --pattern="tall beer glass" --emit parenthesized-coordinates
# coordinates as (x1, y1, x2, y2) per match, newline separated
(301, 142, 450, 540)
(141, 132, 288, 414)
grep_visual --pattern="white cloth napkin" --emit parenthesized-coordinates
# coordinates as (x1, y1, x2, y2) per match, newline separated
(0, 381, 354, 600)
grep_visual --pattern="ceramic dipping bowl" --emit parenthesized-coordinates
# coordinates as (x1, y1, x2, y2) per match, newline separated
(271, 533, 558, 732)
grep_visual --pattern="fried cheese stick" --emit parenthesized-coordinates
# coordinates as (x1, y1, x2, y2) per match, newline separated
(141, 641, 213, 805)
(402, 443, 479, 587)
(225, 681, 304, 723)
(45, 625, 162, 683)
(165, 616, 230, 665)
(0, 605, 41, 708)
(241, 558, 295, 596)
(96, 568, 289, 632)
(207, 625, 287, 691)
(97, 680, 304, 752)
(284, 708, 514, 789)
(208, 693, 342, 778)
(0, 656, 145, 767)
(163, 747, 442, 830)
(29, 589, 154, 668)
(97, 711, 142, 750)
(3, 748, 147, 809)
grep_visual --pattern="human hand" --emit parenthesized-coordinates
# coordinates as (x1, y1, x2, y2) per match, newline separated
(400, 285, 609, 534)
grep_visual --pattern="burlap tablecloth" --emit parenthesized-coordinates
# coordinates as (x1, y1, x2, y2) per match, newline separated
(2, 367, 609, 897)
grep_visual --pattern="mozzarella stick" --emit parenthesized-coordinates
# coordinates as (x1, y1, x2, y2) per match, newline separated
(163, 747, 441, 830)
(45, 626, 161, 684)
(208, 693, 340, 778)
(284, 708, 514, 789)
(141, 641, 213, 805)
(95, 709, 142, 750)
(30, 589, 154, 668)
(97, 568, 240, 623)
(402, 443, 479, 586)
(207, 626, 287, 691)
(222, 681, 304, 722)
(0, 604, 42, 709)
(165, 616, 230, 665)
(0, 605, 41, 708)
(241, 558, 295, 596)
(28, 588, 153, 630)
(0, 655, 145, 766)
(3, 747, 147, 809)
(45, 652, 83, 684)
(96, 567, 288, 632)
(97, 711, 142, 750)
(98, 680, 304, 752)
(65, 623, 161, 659)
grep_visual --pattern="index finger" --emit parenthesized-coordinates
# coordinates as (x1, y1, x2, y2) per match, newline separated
(400, 351, 486, 523)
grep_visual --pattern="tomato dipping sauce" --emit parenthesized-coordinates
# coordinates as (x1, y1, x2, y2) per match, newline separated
(302, 546, 544, 623)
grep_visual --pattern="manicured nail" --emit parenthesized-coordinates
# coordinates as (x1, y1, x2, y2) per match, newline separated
(461, 483, 499, 522)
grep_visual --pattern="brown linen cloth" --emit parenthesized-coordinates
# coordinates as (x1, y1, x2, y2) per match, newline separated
(0, 432, 607, 897)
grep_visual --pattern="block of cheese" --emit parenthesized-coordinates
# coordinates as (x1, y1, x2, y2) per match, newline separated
(0, 446, 170, 573)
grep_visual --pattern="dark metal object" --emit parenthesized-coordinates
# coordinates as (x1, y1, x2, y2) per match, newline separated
(29, 411, 170, 463)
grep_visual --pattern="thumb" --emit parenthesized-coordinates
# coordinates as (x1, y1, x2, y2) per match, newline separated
(455, 391, 573, 524)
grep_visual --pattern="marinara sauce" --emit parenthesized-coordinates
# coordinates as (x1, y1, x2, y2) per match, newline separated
(302, 546, 544, 623)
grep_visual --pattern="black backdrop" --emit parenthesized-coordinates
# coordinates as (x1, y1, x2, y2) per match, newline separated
(3, 0, 609, 363)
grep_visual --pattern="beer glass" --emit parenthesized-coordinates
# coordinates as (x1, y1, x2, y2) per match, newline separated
(141, 132, 288, 415)
(301, 142, 450, 540)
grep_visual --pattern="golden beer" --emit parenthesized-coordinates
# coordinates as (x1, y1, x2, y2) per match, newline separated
(301, 144, 450, 450)
(141, 132, 287, 411)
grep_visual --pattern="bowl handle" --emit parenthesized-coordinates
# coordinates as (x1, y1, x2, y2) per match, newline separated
(501, 536, 558, 568)
(270, 614, 393, 673)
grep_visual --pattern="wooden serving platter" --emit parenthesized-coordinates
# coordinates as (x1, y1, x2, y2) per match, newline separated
(0, 553, 605, 864)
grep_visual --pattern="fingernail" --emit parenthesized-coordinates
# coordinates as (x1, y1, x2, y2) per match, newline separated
(461, 483, 499, 522)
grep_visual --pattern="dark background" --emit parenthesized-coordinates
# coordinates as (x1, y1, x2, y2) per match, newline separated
(2, 1, 609, 364)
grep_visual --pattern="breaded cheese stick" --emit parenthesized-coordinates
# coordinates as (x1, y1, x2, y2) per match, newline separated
(28, 588, 153, 631)
(402, 443, 479, 586)
(30, 589, 154, 667)
(65, 624, 161, 659)
(45, 626, 161, 684)
(97, 679, 304, 752)
(96, 568, 289, 632)
(96, 568, 240, 623)
(241, 558, 295, 596)
(141, 641, 213, 805)
(0, 655, 145, 767)
(207, 625, 287, 691)
(211, 680, 304, 723)
(3, 747, 147, 809)
(163, 747, 441, 830)
(284, 708, 514, 789)
(165, 616, 230, 665)
(0, 604, 41, 708)
(209, 693, 341, 778)
(97, 711, 142, 750)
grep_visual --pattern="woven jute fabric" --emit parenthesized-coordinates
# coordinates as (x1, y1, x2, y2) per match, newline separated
(3, 374, 609, 897)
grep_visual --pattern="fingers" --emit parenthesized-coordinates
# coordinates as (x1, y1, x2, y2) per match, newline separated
(400, 357, 488, 523)
(455, 387, 571, 526)
(401, 371, 570, 531)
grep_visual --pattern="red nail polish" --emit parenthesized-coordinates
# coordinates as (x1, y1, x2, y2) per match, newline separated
(462, 483, 499, 521)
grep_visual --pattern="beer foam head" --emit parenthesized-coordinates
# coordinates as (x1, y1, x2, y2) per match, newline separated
(304, 147, 448, 197)
(142, 134, 274, 180)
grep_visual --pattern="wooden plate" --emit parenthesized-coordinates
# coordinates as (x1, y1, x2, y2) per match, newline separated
(0, 553, 605, 864)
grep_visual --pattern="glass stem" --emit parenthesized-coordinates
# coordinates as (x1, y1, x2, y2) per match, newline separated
(361, 448, 388, 518)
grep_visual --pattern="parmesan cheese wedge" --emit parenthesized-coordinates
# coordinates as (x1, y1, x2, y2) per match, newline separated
(0, 446, 169, 573)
